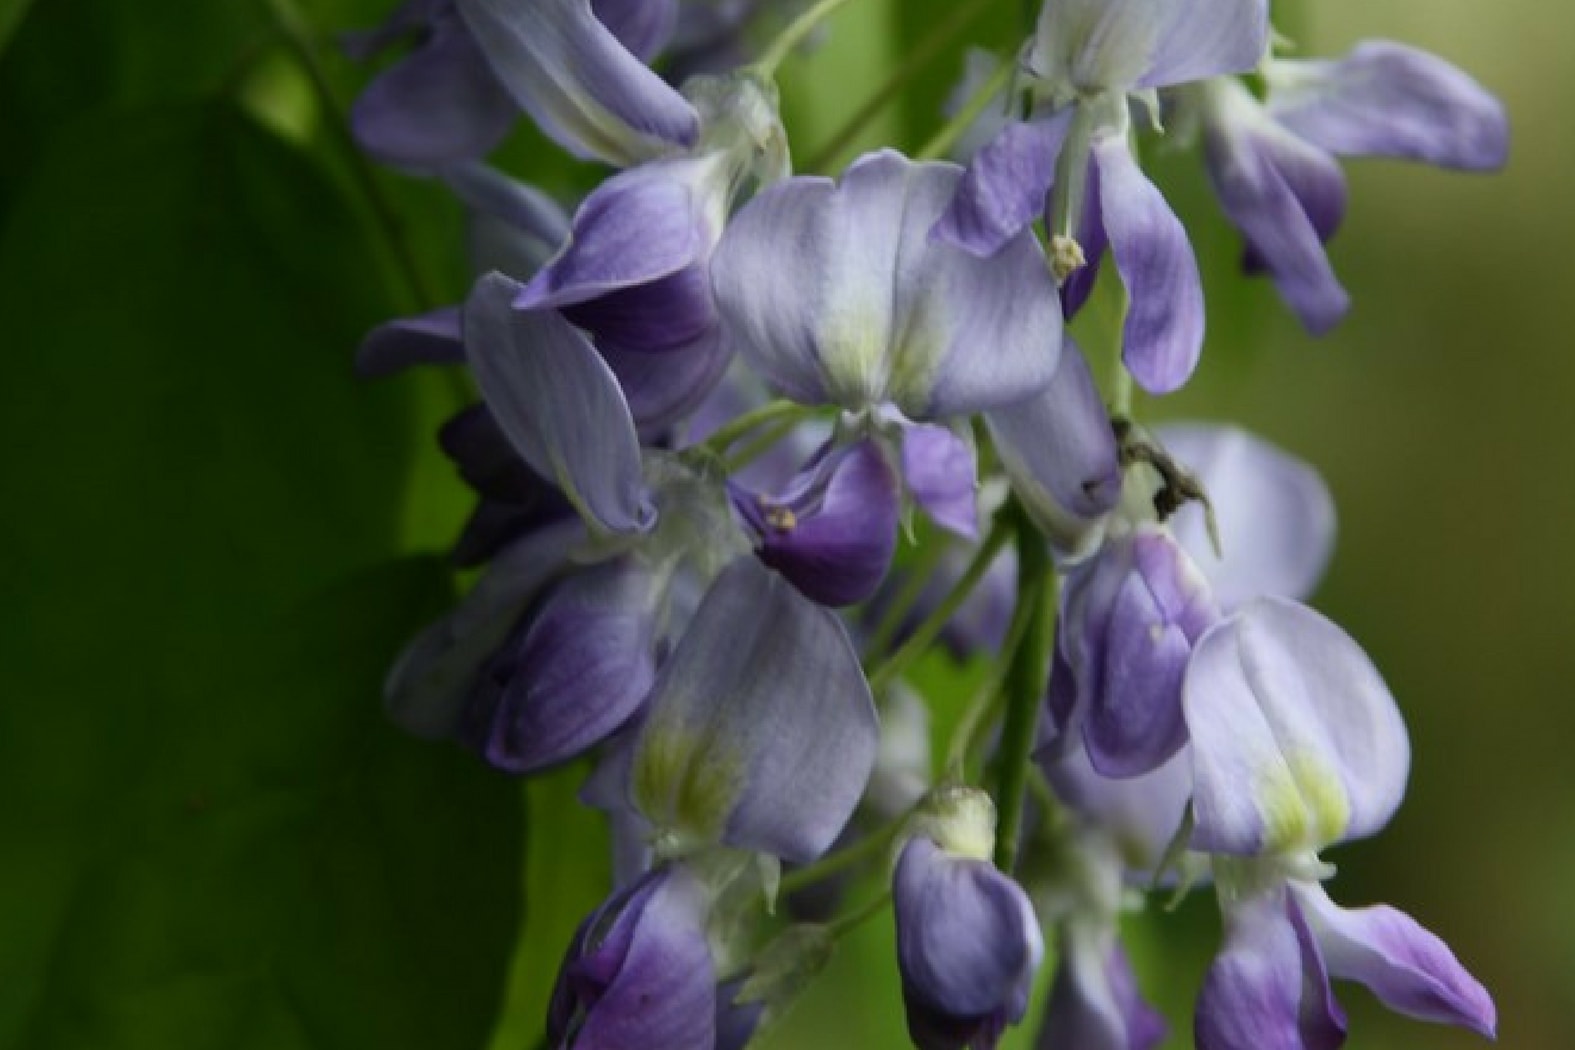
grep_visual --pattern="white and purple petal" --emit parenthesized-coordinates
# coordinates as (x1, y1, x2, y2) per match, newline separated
(1184, 598, 1410, 856)
(631, 557, 877, 862)
(1138, 0, 1270, 91)
(455, 0, 699, 167)
(1094, 135, 1204, 394)
(464, 273, 655, 538)
(1268, 42, 1509, 171)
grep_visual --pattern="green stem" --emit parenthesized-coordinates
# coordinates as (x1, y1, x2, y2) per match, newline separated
(991, 507, 1057, 874)
(826, 890, 892, 939)
(704, 399, 805, 455)
(943, 560, 1043, 777)
(863, 536, 952, 662)
(723, 415, 801, 474)
(865, 515, 1012, 693)
(915, 58, 1017, 162)
(267, 0, 435, 314)
(779, 819, 903, 895)
(1106, 281, 1133, 416)
(751, 0, 861, 77)
(803, 0, 998, 172)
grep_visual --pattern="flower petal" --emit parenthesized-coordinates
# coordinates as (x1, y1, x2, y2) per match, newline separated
(604, 328, 734, 431)
(987, 337, 1120, 557)
(631, 557, 878, 862)
(1291, 882, 1496, 1038)
(1201, 79, 1351, 334)
(464, 273, 655, 537)
(900, 421, 979, 539)
(1268, 41, 1509, 170)
(1059, 156, 1107, 319)
(1042, 931, 1166, 1050)
(895, 838, 1043, 1023)
(383, 521, 583, 739)
(454, 0, 699, 167)
(349, 12, 516, 169)
(1094, 135, 1204, 394)
(478, 559, 658, 774)
(1156, 423, 1336, 610)
(592, 0, 679, 62)
(713, 150, 1061, 418)
(443, 163, 570, 279)
(1184, 598, 1410, 856)
(1039, 741, 1194, 877)
(355, 306, 463, 378)
(933, 115, 1070, 258)
(1139, 0, 1270, 90)
(735, 439, 901, 607)
(1195, 888, 1346, 1050)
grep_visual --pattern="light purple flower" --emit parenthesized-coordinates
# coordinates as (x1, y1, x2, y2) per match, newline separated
(1040, 935, 1165, 1050)
(1197, 41, 1508, 333)
(936, 0, 1269, 392)
(895, 836, 1044, 1050)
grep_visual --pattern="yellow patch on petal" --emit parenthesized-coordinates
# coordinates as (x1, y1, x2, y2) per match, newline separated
(1255, 750, 1351, 854)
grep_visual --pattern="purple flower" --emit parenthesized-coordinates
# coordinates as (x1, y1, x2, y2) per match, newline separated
(1183, 600, 1495, 1047)
(713, 149, 1063, 535)
(936, 0, 1270, 393)
(1041, 935, 1165, 1050)
(895, 834, 1043, 1050)
(1196, 41, 1508, 333)
(549, 865, 717, 1050)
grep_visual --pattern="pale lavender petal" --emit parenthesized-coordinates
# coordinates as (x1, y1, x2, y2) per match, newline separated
(713, 150, 1061, 418)
(1268, 41, 1509, 170)
(1291, 882, 1496, 1038)
(987, 337, 1120, 554)
(384, 520, 583, 739)
(454, 0, 699, 167)
(1184, 598, 1410, 856)
(1039, 742, 1193, 877)
(1196, 889, 1346, 1050)
(1156, 423, 1336, 610)
(1202, 80, 1351, 334)
(479, 560, 657, 774)
(1040, 933, 1165, 1050)
(896, 838, 1043, 1046)
(1139, 0, 1269, 90)
(464, 273, 655, 537)
(356, 306, 463, 377)
(631, 557, 877, 862)
(349, 12, 516, 168)
(901, 421, 979, 539)
(443, 162, 571, 248)
(592, 0, 678, 61)
(933, 115, 1070, 258)
(1094, 135, 1204, 394)
(551, 867, 716, 1050)
(735, 439, 901, 607)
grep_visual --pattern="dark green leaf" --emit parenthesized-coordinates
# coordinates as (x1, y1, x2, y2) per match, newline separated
(0, 103, 517, 1050)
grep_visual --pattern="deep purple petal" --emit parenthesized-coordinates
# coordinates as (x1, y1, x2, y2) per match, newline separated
(349, 12, 517, 169)
(933, 115, 1070, 258)
(986, 337, 1120, 556)
(454, 0, 699, 166)
(464, 273, 655, 537)
(1195, 889, 1346, 1050)
(901, 421, 979, 539)
(478, 559, 657, 774)
(604, 327, 734, 432)
(551, 867, 716, 1050)
(1059, 157, 1107, 319)
(1202, 79, 1351, 334)
(1184, 598, 1410, 856)
(1156, 423, 1336, 610)
(631, 557, 878, 862)
(1291, 882, 1496, 1038)
(384, 521, 583, 739)
(356, 306, 464, 377)
(1268, 41, 1509, 170)
(895, 838, 1043, 1026)
(736, 439, 901, 607)
(1094, 135, 1204, 394)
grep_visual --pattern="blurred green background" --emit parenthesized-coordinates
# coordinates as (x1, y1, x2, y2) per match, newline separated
(0, 0, 1566, 1048)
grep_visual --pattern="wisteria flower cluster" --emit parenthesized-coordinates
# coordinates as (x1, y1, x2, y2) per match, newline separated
(347, 1, 1508, 1047)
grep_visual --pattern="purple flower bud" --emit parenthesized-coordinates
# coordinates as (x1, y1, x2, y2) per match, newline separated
(1059, 526, 1220, 778)
(1040, 935, 1165, 1050)
(732, 438, 900, 607)
(549, 866, 716, 1050)
(894, 836, 1044, 1050)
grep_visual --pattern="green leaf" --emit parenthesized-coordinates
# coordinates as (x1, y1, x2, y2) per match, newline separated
(0, 103, 518, 1050)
